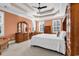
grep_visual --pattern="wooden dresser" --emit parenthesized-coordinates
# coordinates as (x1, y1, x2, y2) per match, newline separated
(15, 33, 29, 43)
(44, 26, 52, 33)
(15, 21, 29, 43)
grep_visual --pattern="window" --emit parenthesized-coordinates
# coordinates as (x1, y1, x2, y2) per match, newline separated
(52, 20, 61, 33)
(32, 27, 34, 32)
(32, 21, 36, 32)
(40, 24, 44, 32)
(0, 11, 4, 36)
(39, 21, 44, 32)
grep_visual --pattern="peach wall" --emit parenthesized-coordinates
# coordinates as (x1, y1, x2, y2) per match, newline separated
(44, 20, 52, 33)
(4, 12, 32, 38)
(4, 12, 17, 37)
(35, 20, 52, 32)
(45, 20, 52, 26)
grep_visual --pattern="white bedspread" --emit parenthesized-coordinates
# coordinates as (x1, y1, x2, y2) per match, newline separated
(30, 34, 65, 54)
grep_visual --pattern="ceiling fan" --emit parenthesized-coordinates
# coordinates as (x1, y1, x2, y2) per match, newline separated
(32, 3, 47, 12)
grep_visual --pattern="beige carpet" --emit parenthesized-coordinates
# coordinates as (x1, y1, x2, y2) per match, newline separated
(1, 40, 64, 56)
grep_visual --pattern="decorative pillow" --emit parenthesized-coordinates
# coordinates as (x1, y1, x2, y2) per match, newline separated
(57, 32, 60, 37)
(59, 31, 66, 39)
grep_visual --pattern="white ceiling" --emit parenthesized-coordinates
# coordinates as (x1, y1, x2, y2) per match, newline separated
(0, 3, 68, 21)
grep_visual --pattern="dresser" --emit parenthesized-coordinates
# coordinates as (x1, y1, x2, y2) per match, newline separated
(15, 21, 29, 43)
(44, 26, 52, 33)
(15, 33, 29, 43)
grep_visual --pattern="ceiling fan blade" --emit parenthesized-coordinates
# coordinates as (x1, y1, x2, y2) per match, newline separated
(37, 8, 54, 14)
(41, 6, 47, 8)
(38, 6, 47, 9)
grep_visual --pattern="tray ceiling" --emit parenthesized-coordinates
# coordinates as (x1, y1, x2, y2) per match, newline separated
(0, 3, 68, 21)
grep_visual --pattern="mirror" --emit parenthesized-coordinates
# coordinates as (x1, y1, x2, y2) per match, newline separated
(17, 21, 29, 33)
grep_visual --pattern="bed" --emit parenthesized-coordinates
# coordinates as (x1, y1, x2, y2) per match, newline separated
(30, 31, 66, 54)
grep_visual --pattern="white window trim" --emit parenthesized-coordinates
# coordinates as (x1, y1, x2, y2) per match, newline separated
(32, 21, 36, 32)
(39, 21, 44, 32)
(52, 19, 61, 33)
(0, 11, 4, 36)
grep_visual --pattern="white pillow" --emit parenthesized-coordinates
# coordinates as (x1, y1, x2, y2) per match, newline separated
(59, 31, 66, 39)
